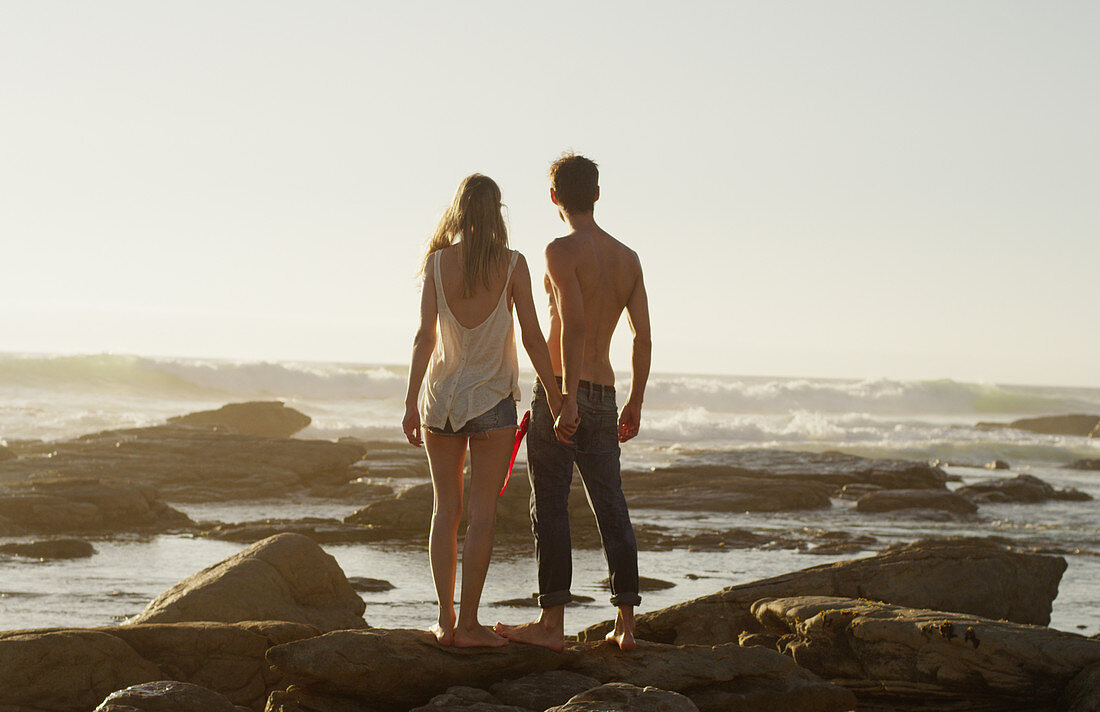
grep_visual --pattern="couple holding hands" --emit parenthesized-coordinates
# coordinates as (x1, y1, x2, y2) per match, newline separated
(403, 153, 651, 651)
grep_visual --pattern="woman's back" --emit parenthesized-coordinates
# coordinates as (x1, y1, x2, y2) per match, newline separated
(436, 245, 513, 328)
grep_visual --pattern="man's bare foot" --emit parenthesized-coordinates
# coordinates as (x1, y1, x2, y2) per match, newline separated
(453, 623, 509, 648)
(605, 626, 636, 651)
(430, 622, 454, 646)
(605, 606, 637, 650)
(494, 620, 566, 652)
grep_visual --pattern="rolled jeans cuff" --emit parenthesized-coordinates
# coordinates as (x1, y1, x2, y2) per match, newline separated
(609, 592, 641, 607)
(537, 590, 573, 608)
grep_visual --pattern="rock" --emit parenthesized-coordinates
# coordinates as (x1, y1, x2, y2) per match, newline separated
(266, 628, 574, 708)
(623, 471, 834, 513)
(1063, 661, 1100, 712)
(599, 576, 675, 592)
(348, 576, 395, 593)
(0, 537, 95, 559)
(977, 413, 1100, 437)
(129, 533, 366, 631)
(491, 670, 602, 710)
(637, 450, 948, 490)
(855, 488, 978, 515)
(168, 401, 312, 438)
(957, 473, 1092, 503)
(0, 422, 367, 502)
(409, 685, 510, 712)
(578, 538, 1065, 644)
(493, 594, 596, 607)
(1067, 459, 1100, 471)
(0, 477, 195, 534)
(752, 595, 1100, 709)
(986, 459, 1011, 470)
(0, 629, 164, 711)
(834, 483, 881, 500)
(267, 629, 855, 712)
(546, 683, 699, 712)
(0, 621, 316, 712)
(800, 531, 877, 556)
(201, 518, 388, 545)
(94, 680, 249, 712)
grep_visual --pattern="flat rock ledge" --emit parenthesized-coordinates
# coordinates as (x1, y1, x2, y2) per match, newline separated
(855, 488, 979, 516)
(579, 538, 1065, 644)
(0, 476, 195, 535)
(956, 473, 1092, 504)
(167, 401, 312, 438)
(264, 628, 856, 712)
(0, 621, 316, 712)
(129, 533, 366, 632)
(752, 595, 1100, 711)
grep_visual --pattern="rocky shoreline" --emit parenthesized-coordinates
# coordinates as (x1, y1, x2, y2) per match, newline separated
(2, 402, 1099, 711)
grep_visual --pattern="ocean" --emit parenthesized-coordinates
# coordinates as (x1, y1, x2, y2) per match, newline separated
(1, 352, 1098, 635)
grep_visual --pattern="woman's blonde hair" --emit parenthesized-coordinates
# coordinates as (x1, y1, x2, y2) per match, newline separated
(423, 174, 509, 298)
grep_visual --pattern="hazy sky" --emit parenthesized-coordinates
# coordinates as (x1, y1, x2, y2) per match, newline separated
(3, 1, 1098, 386)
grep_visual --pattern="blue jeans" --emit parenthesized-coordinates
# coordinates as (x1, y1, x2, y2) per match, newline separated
(527, 379, 640, 608)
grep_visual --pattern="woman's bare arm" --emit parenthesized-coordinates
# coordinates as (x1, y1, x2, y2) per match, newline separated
(403, 259, 439, 446)
(512, 253, 563, 417)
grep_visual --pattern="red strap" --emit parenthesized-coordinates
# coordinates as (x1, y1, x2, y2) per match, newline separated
(500, 410, 531, 496)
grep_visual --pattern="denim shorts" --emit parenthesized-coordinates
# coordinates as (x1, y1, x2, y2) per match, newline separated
(426, 397, 518, 436)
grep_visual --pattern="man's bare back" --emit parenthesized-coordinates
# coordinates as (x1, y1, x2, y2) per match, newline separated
(544, 227, 643, 387)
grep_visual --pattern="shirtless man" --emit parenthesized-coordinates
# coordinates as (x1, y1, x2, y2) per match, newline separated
(496, 153, 651, 651)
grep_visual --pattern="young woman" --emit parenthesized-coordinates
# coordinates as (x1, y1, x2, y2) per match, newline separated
(403, 174, 562, 647)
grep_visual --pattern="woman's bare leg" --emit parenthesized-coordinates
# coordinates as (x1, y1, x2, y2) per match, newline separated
(424, 430, 468, 645)
(453, 427, 515, 647)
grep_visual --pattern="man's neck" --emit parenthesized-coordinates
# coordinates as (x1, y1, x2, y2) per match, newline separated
(562, 210, 598, 233)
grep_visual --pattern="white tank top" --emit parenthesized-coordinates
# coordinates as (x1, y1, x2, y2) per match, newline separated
(420, 249, 522, 431)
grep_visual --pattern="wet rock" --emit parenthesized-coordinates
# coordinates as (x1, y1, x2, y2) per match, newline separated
(1067, 459, 1100, 471)
(129, 533, 366, 631)
(266, 629, 855, 712)
(0, 421, 367, 502)
(201, 518, 387, 544)
(801, 531, 877, 555)
(599, 576, 675, 592)
(0, 537, 95, 559)
(0, 477, 195, 534)
(855, 488, 978, 515)
(957, 473, 1092, 504)
(638, 450, 948, 490)
(490, 670, 602, 710)
(168, 401, 312, 438)
(752, 595, 1100, 710)
(578, 538, 1065, 644)
(977, 413, 1100, 437)
(546, 683, 698, 712)
(266, 628, 573, 708)
(94, 680, 249, 712)
(348, 576, 395, 593)
(493, 594, 596, 607)
(623, 471, 833, 512)
(986, 459, 1011, 470)
(834, 483, 881, 500)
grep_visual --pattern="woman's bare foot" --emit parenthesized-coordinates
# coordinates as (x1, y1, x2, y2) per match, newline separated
(430, 622, 454, 646)
(493, 620, 566, 652)
(453, 623, 509, 648)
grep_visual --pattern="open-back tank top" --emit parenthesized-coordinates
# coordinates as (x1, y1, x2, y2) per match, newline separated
(420, 249, 522, 431)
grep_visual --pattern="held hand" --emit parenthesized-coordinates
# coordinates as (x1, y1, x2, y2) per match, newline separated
(548, 388, 564, 420)
(402, 404, 423, 447)
(618, 400, 642, 443)
(554, 395, 580, 445)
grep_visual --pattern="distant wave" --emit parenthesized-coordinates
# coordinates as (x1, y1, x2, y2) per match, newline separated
(2, 353, 1098, 417)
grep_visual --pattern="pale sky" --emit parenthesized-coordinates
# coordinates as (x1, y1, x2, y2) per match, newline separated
(3, 1, 1098, 386)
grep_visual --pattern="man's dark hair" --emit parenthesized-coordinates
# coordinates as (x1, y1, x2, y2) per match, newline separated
(549, 152, 599, 214)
